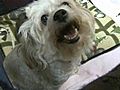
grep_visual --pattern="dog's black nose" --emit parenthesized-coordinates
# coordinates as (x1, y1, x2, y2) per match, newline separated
(54, 9, 68, 22)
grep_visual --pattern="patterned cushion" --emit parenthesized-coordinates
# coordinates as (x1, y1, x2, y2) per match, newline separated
(80, 0, 120, 49)
(0, 8, 27, 55)
(0, 0, 120, 56)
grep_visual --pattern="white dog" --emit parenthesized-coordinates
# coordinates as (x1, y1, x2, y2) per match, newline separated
(4, 0, 95, 90)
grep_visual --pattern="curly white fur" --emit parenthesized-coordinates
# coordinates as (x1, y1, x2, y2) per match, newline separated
(4, 0, 95, 90)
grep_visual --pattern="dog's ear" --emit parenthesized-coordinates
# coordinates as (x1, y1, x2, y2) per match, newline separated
(18, 19, 47, 70)
(18, 20, 32, 43)
(18, 17, 44, 44)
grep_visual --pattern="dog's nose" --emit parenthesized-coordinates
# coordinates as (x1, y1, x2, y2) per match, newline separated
(54, 9, 68, 22)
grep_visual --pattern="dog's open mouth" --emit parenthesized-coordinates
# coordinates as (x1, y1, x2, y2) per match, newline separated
(57, 23, 80, 44)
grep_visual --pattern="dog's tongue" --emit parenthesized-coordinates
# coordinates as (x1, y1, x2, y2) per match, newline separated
(64, 29, 78, 40)
(67, 29, 76, 35)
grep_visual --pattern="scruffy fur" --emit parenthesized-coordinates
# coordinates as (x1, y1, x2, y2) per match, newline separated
(4, 0, 95, 90)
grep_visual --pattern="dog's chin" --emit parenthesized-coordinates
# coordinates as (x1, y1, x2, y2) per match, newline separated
(57, 22, 80, 44)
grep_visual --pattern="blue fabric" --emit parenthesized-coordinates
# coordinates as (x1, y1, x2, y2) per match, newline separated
(0, 0, 34, 15)
(0, 46, 16, 90)
(0, 0, 7, 15)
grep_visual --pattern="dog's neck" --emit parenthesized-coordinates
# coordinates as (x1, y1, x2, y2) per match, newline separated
(40, 54, 82, 87)
(38, 45, 83, 87)
(22, 44, 82, 88)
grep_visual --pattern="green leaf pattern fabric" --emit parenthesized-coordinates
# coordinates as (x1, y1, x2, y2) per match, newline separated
(0, 0, 120, 56)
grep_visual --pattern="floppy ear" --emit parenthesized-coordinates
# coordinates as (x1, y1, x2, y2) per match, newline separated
(18, 20, 32, 43)
(18, 17, 44, 44)
(18, 20, 37, 45)
(18, 19, 47, 70)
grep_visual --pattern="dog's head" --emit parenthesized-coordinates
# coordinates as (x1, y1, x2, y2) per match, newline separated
(19, 0, 95, 62)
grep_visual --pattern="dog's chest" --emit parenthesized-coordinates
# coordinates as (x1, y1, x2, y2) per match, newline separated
(14, 53, 81, 90)
(43, 61, 79, 84)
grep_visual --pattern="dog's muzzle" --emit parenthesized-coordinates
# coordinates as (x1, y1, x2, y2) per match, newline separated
(54, 9, 80, 44)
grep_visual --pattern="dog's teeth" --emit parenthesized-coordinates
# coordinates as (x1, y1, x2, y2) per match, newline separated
(75, 28, 79, 34)
(69, 37, 71, 40)
(64, 35, 70, 40)
(64, 28, 78, 40)
(72, 34, 76, 39)
(64, 34, 77, 40)
(75, 28, 78, 32)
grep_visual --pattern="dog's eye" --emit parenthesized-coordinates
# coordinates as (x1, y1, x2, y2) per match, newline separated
(62, 2, 70, 6)
(41, 14, 48, 25)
